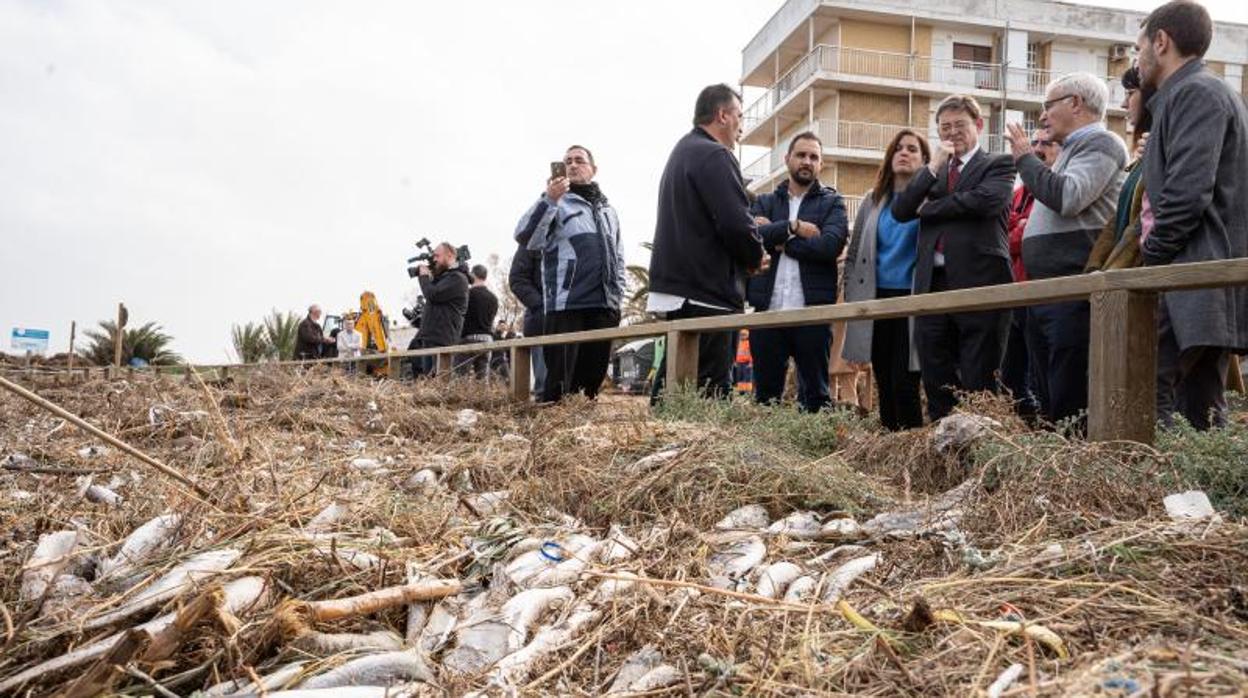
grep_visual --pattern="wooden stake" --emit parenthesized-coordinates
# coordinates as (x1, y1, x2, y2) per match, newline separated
(0, 374, 214, 501)
(510, 345, 532, 402)
(67, 321, 76, 372)
(114, 303, 126, 368)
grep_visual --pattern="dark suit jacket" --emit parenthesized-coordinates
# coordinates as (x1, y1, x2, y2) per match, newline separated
(891, 149, 1015, 294)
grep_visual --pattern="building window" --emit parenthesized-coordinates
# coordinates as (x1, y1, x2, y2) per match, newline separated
(953, 42, 995, 89)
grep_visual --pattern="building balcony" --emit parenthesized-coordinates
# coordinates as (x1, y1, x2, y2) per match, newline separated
(743, 43, 1124, 143)
(743, 119, 1010, 194)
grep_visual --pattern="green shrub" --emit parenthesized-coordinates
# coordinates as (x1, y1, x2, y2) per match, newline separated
(1156, 417, 1248, 519)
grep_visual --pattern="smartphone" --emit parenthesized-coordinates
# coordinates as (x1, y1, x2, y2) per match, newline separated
(550, 161, 567, 179)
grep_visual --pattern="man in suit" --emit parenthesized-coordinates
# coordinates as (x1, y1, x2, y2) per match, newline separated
(746, 130, 848, 412)
(892, 94, 1016, 421)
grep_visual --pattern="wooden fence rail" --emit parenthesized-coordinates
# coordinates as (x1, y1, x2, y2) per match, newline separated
(7, 259, 1248, 445)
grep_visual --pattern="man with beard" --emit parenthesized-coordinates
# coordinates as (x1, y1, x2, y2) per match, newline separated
(744, 131, 848, 411)
(1135, 0, 1248, 429)
(409, 242, 471, 378)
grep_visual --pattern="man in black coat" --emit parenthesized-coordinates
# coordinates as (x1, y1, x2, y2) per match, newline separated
(893, 94, 1015, 421)
(746, 130, 848, 412)
(647, 83, 765, 400)
(294, 304, 335, 361)
(509, 243, 547, 396)
(1138, 0, 1248, 429)
(409, 242, 470, 377)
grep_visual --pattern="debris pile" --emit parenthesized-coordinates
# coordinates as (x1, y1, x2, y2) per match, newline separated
(1, 370, 1245, 696)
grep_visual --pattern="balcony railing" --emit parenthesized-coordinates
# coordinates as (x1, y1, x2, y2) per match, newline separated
(742, 151, 773, 180)
(843, 194, 863, 222)
(816, 119, 915, 152)
(745, 43, 1126, 133)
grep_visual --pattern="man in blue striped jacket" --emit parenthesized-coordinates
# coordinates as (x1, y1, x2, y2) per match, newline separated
(515, 145, 626, 402)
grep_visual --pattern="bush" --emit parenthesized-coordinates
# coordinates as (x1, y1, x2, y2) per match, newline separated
(1156, 417, 1248, 519)
(652, 386, 872, 457)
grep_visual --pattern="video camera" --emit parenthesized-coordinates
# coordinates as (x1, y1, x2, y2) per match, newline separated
(407, 238, 472, 278)
(401, 296, 426, 328)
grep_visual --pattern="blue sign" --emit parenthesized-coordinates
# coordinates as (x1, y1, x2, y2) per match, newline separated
(11, 328, 50, 354)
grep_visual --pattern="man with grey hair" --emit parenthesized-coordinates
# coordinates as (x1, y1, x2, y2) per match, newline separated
(295, 304, 335, 361)
(1006, 72, 1127, 428)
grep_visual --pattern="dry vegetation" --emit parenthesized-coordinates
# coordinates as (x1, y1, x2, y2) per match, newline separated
(0, 369, 1245, 696)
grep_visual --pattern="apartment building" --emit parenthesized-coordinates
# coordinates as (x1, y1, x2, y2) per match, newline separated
(739, 0, 1248, 219)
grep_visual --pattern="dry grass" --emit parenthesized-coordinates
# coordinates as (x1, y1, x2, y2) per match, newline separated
(0, 369, 1244, 696)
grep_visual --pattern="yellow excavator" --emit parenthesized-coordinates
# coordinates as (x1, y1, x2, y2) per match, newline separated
(352, 291, 391, 376)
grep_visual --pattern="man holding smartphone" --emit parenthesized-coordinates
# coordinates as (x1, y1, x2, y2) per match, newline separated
(514, 145, 626, 402)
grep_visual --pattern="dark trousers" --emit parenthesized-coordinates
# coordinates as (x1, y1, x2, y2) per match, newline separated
(650, 303, 737, 404)
(407, 336, 443, 378)
(524, 311, 547, 396)
(915, 269, 1009, 421)
(1000, 307, 1039, 417)
(1026, 300, 1090, 426)
(872, 287, 923, 430)
(455, 336, 492, 379)
(1157, 302, 1229, 430)
(541, 308, 620, 402)
(751, 323, 832, 412)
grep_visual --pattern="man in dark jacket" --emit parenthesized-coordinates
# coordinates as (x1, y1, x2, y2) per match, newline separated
(409, 242, 470, 377)
(515, 145, 625, 402)
(295, 305, 334, 360)
(648, 83, 765, 400)
(509, 244, 547, 396)
(745, 130, 848, 412)
(1137, 0, 1248, 429)
(456, 264, 499, 379)
(893, 94, 1015, 421)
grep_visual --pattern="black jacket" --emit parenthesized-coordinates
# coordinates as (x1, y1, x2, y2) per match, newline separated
(745, 179, 848, 311)
(294, 316, 325, 360)
(462, 285, 499, 338)
(649, 127, 764, 311)
(508, 244, 544, 337)
(892, 149, 1015, 294)
(416, 263, 471, 347)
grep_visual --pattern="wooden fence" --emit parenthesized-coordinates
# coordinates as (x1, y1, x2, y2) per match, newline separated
(7, 259, 1248, 445)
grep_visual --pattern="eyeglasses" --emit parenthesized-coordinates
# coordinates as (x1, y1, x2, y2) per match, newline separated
(1030, 139, 1054, 147)
(1042, 94, 1077, 112)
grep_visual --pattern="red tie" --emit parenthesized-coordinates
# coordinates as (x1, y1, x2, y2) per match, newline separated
(936, 158, 961, 255)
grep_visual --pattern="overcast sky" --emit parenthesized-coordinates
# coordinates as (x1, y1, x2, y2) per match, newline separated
(3, 0, 1245, 362)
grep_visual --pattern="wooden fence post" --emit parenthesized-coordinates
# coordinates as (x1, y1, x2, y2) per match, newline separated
(666, 330, 700, 392)
(436, 352, 453, 376)
(510, 346, 532, 402)
(1088, 289, 1157, 444)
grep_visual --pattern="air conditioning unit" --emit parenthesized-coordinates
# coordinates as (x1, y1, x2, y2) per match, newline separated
(1110, 44, 1131, 60)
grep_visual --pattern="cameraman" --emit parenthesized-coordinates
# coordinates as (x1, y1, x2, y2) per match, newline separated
(409, 242, 471, 377)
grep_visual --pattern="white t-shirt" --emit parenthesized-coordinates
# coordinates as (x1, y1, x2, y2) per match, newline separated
(767, 194, 806, 310)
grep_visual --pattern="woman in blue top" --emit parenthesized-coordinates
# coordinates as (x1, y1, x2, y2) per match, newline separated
(842, 129, 930, 430)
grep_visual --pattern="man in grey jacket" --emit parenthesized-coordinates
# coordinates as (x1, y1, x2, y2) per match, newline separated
(1137, 0, 1248, 429)
(1006, 73, 1126, 427)
(515, 145, 626, 402)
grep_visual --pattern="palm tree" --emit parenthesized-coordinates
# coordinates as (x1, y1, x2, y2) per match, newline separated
(231, 321, 273, 363)
(79, 320, 182, 366)
(263, 310, 301, 361)
(621, 242, 653, 325)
